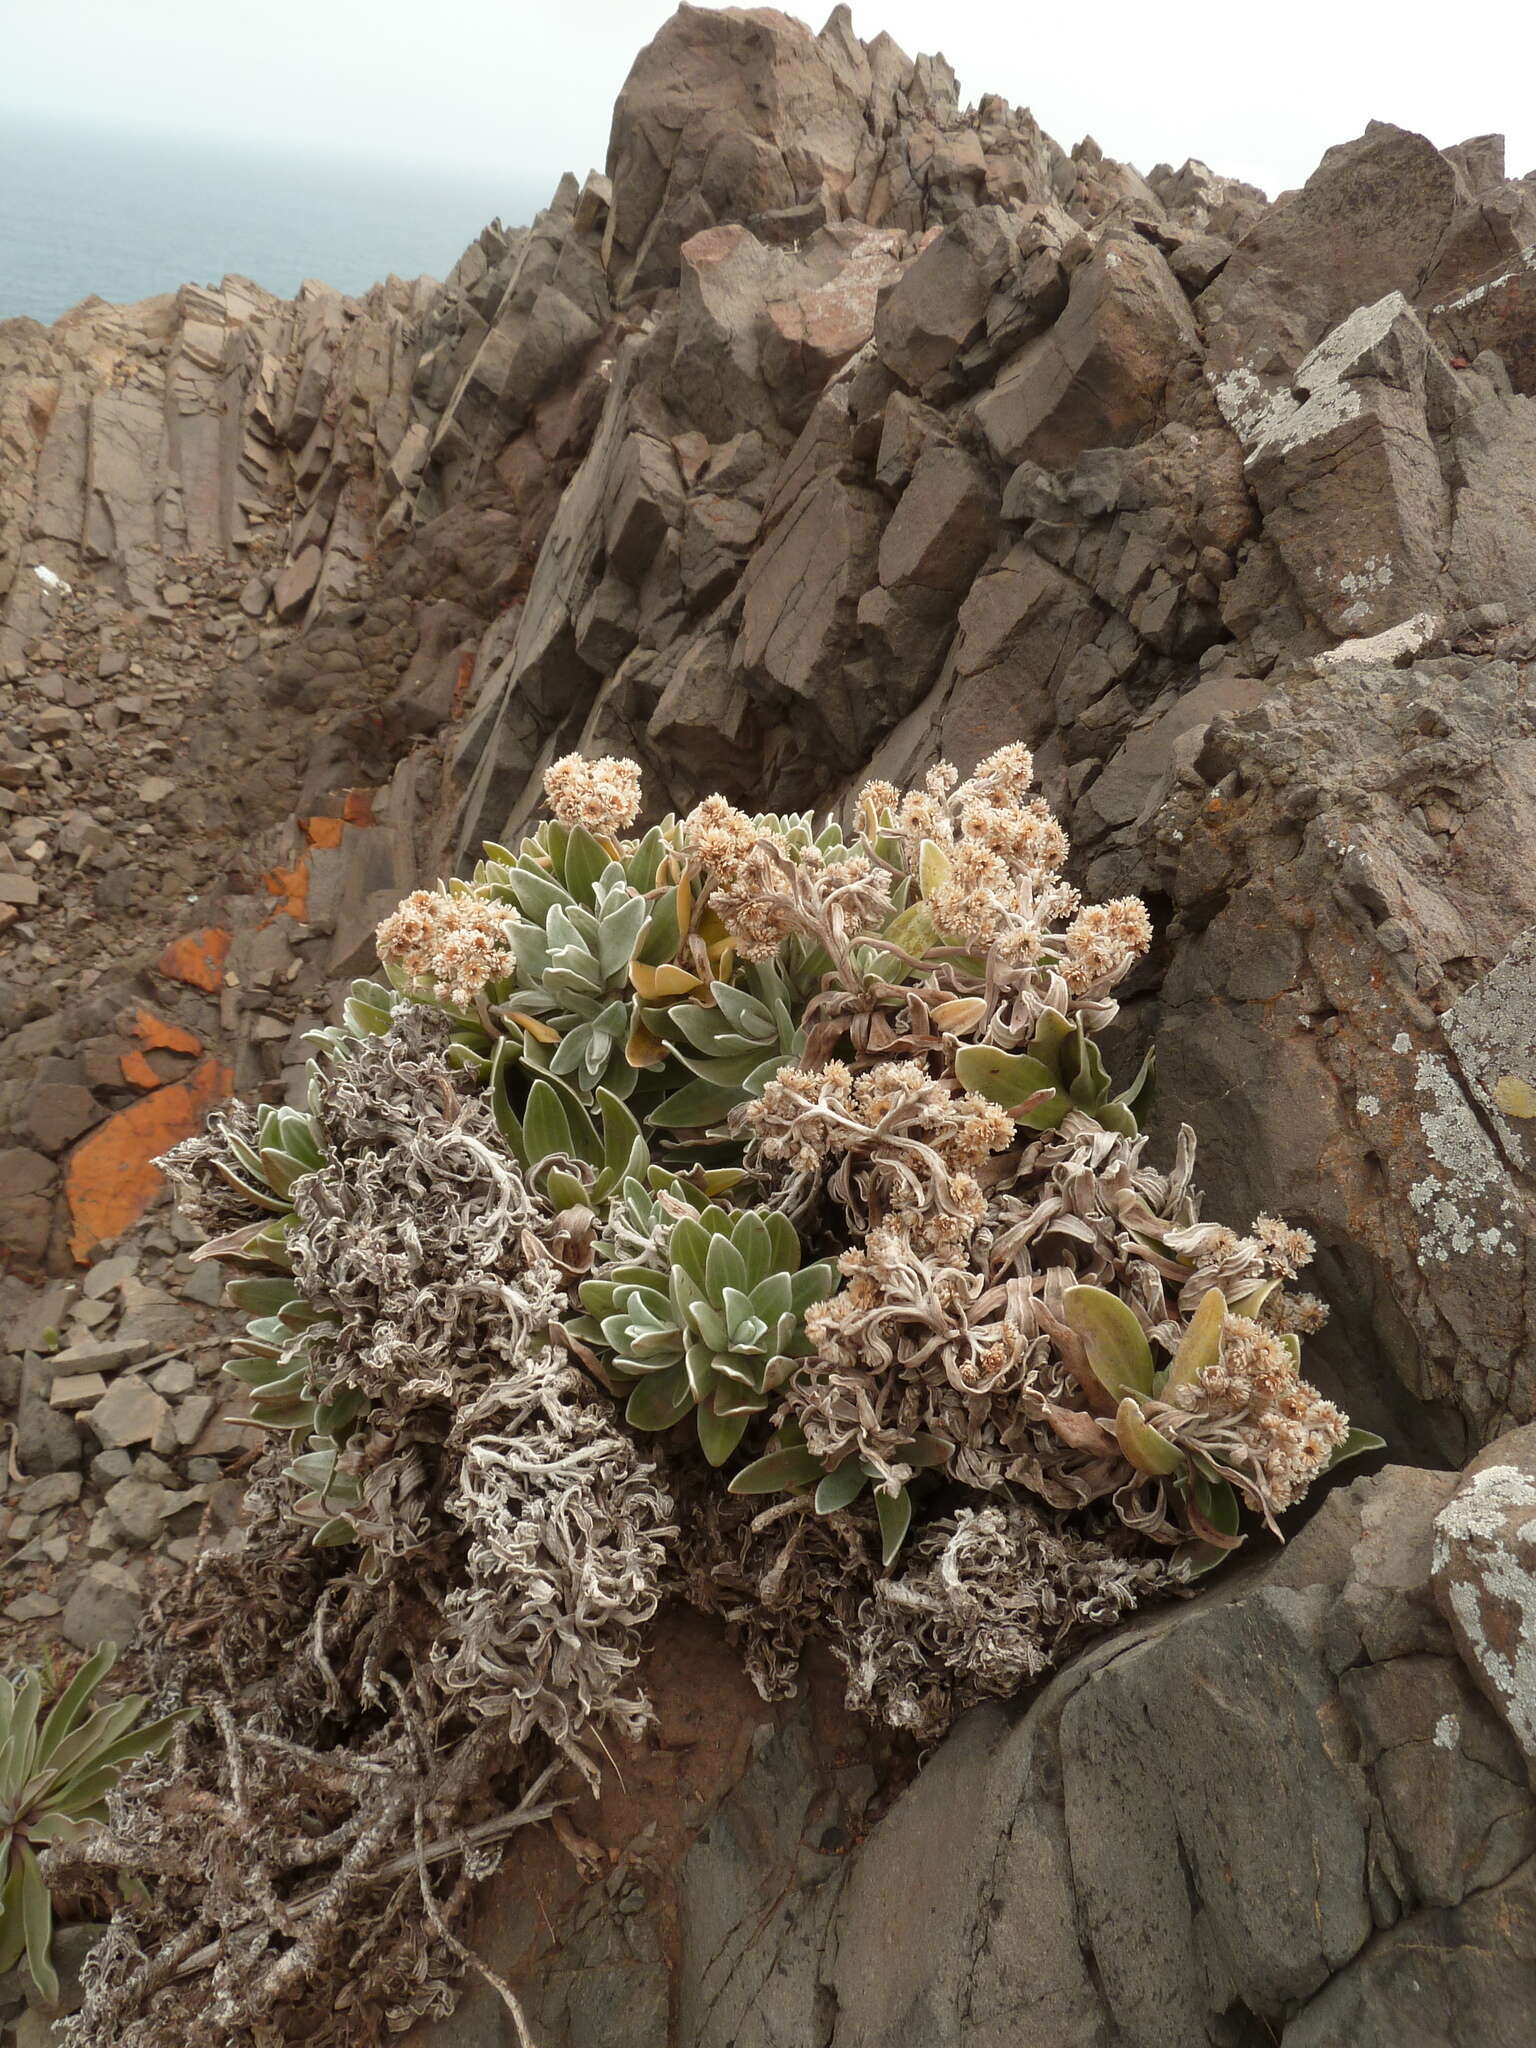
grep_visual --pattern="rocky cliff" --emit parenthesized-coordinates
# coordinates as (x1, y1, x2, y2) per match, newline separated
(4, 6, 1536, 2044)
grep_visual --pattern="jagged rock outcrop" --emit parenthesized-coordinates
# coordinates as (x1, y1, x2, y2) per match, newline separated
(6, 6, 1536, 2044)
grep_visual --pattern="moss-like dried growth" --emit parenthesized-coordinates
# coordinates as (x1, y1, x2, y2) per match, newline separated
(50, 748, 1379, 2045)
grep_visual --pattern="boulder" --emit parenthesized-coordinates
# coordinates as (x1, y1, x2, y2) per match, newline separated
(974, 233, 1201, 469)
(412, 1462, 1536, 2048)
(873, 206, 1017, 388)
(1236, 294, 1461, 637)
(732, 466, 885, 765)
(1199, 123, 1464, 384)
(1137, 656, 1536, 1456)
(1432, 1424, 1536, 1769)
(605, 3, 872, 294)
(874, 444, 998, 594)
(1428, 244, 1536, 398)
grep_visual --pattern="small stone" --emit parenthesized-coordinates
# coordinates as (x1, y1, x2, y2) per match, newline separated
(90, 1448, 134, 1487)
(25, 1081, 100, 1154)
(136, 776, 177, 804)
(15, 1375, 82, 1472)
(87, 1377, 170, 1449)
(161, 582, 193, 607)
(17, 1470, 82, 1513)
(0, 871, 41, 906)
(5, 1591, 62, 1620)
(61, 1561, 142, 1650)
(192, 1400, 254, 1456)
(103, 1476, 169, 1546)
(49, 1371, 109, 1409)
(97, 649, 129, 680)
(174, 1393, 217, 1446)
(148, 1357, 195, 1396)
(179, 1260, 226, 1306)
(49, 1336, 153, 1373)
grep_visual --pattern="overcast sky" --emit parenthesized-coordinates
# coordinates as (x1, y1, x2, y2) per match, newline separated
(6, 0, 1536, 206)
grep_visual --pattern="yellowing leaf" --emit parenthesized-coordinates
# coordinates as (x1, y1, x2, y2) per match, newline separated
(929, 996, 987, 1034)
(629, 959, 701, 1001)
(1162, 1286, 1225, 1395)
(1114, 1397, 1187, 1477)
(917, 838, 951, 900)
(506, 1009, 560, 1046)
(625, 1012, 669, 1068)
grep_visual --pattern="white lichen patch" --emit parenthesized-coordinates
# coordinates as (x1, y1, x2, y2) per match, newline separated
(1394, 1033, 1413, 1054)
(1441, 931, 1536, 1175)
(1407, 1052, 1519, 1263)
(1238, 293, 1416, 463)
(1211, 360, 1275, 444)
(1339, 558, 1395, 597)
(1358, 1094, 1381, 1118)
(1314, 610, 1438, 671)
(1431, 241, 1536, 317)
(1433, 1711, 1460, 1749)
(1433, 1463, 1536, 1757)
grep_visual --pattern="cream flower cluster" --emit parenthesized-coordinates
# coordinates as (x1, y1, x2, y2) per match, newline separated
(543, 752, 643, 836)
(1171, 1313, 1349, 1511)
(861, 745, 1152, 983)
(683, 794, 892, 962)
(375, 889, 511, 1008)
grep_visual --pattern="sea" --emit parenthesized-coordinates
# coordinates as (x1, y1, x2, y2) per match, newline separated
(0, 108, 554, 325)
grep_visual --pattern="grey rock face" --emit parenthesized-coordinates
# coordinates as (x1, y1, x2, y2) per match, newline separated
(416, 1459, 1536, 2048)
(1137, 657, 1536, 1454)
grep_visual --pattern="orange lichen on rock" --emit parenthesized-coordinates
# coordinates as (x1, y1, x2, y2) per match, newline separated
(303, 815, 346, 850)
(261, 857, 309, 922)
(119, 1050, 164, 1091)
(157, 928, 231, 992)
(129, 1008, 203, 1056)
(66, 1058, 233, 1260)
(342, 789, 374, 827)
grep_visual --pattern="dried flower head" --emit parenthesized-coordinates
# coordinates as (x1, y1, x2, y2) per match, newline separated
(1169, 1313, 1349, 1511)
(1060, 897, 1153, 991)
(375, 888, 511, 1007)
(1253, 1213, 1317, 1278)
(543, 752, 643, 835)
(1269, 1290, 1330, 1336)
(685, 801, 892, 965)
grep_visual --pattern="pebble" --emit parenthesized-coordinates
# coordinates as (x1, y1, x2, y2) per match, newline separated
(103, 1476, 170, 1546)
(17, 1470, 82, 1513)
(49, 1371, 109, 1409)
(5, 1591, 62, 1621)
(49, 1335, 153, 1374)
(82, 1253, 139, 1299)
(148, 1357, 196, 1396)
(61, 1561, 142, 1651)
(174, 1393, 217, 1446)
(88, 1376, 171, 1449)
